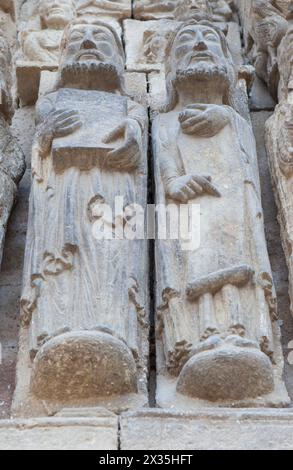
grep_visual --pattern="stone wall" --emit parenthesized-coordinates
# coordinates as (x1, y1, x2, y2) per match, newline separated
(0, 0, 292, 449)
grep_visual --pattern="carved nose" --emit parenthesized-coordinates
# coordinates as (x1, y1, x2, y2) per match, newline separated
(81, 39, 96, 50)
(193, 40, 207, 51)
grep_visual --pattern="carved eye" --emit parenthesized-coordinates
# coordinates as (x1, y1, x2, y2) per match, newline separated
(204, 32, 218, 41)
(93, 32, 108, 41)
(178, 34, 193, 43)
(70, 32, 83, 41)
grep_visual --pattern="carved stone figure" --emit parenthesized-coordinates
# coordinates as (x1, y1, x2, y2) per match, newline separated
(14, 19, 148, 415)
(21, 0, 77, 64)
(153, 20, 288, 407)
(0, 31, 25, 265)
(76, 0, 131, 21)
(249, 0, 288, 98)
(16, 0, 77, 105)
(134, 0, 233, 22)
(266, 26, 293, 317)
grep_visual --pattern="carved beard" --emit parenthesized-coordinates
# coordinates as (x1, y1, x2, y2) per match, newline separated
(175, 62, 230, 86)
(59, 60, 122, 91)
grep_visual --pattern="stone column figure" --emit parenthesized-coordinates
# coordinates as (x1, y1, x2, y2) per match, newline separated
(266, 25, 293, 315)
(0, 31, 25, 266)
(15, 19, 148, 414)
(153, 20, 288, 406)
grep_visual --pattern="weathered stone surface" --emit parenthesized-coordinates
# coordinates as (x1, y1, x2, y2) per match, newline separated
(0, 408, 118, 450)
(124, 18, 242, 73)
(16, 0, 77, 105)
(0, 30, 26, 267)
(133, 0, 234, 22)
(238, 0, 290, 99)
(251, 110, 293, 402)
(120, 409, 293, 450)
(13, 18, 149, 417)
(265, 26, 293, 322)
(153, 19, 288, 408)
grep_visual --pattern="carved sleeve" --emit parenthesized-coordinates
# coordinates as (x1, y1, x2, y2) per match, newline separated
(156, 116, 183, 190)
(127, 99, 148, 134)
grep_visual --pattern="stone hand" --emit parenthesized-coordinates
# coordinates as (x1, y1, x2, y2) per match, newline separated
(167, 174, 221, 203)
(179, 104, 230, 137)
(102, 118, 141, 171)
(37, 109, 82, 153)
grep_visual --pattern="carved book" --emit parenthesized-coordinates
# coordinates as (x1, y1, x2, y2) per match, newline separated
(52, 88, 127, 172)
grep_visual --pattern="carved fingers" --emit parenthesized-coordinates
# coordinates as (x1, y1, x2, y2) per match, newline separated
(37, 109, 82, 154)
(167, 174, 221, 202)
(179, 104, 230, 137)
(102, 119, 141, 171)
(51, 110, 83, 138)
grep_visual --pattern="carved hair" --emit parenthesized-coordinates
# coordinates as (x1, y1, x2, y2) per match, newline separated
(163, 20, 237, 112)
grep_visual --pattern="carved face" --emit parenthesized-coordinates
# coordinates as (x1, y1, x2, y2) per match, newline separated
(188, 0, 211, 16)
(59, 23, 124, 90)
(62, 23, 123, 68)
(173, 0, 212, 21)
(171, 24, 226, 72)
(39, 0, 76, 29)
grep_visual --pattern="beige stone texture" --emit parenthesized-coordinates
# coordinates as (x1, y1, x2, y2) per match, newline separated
(124, 18, 242, 73)
(133, 0, 234, 22)
(120, 409, 293, 450)
(0, 408, 118, 450)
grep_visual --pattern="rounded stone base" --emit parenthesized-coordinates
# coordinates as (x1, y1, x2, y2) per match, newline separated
(30, 331, 137, 401)
(177, 345, 274, 401)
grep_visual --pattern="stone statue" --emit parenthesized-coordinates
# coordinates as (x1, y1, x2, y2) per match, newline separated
(249, 0, 288, 98)
(0, 31, 25, 266)
(21, 0, 77, 64)
(15, 19, 148, 414)
(266, 26, 293, 317)
(153, 20, 287, 406)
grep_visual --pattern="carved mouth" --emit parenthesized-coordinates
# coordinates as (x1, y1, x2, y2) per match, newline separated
(189, 53, 215, 63)
(76, 50, 102, 61)
(49, 8, 65, 15)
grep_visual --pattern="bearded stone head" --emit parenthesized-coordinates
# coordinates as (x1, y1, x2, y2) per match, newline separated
(0, 32, 12, 119)
(164, 20, 236, 111)
(58, 19, 125, 92)
(39, 0, 76, 30)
